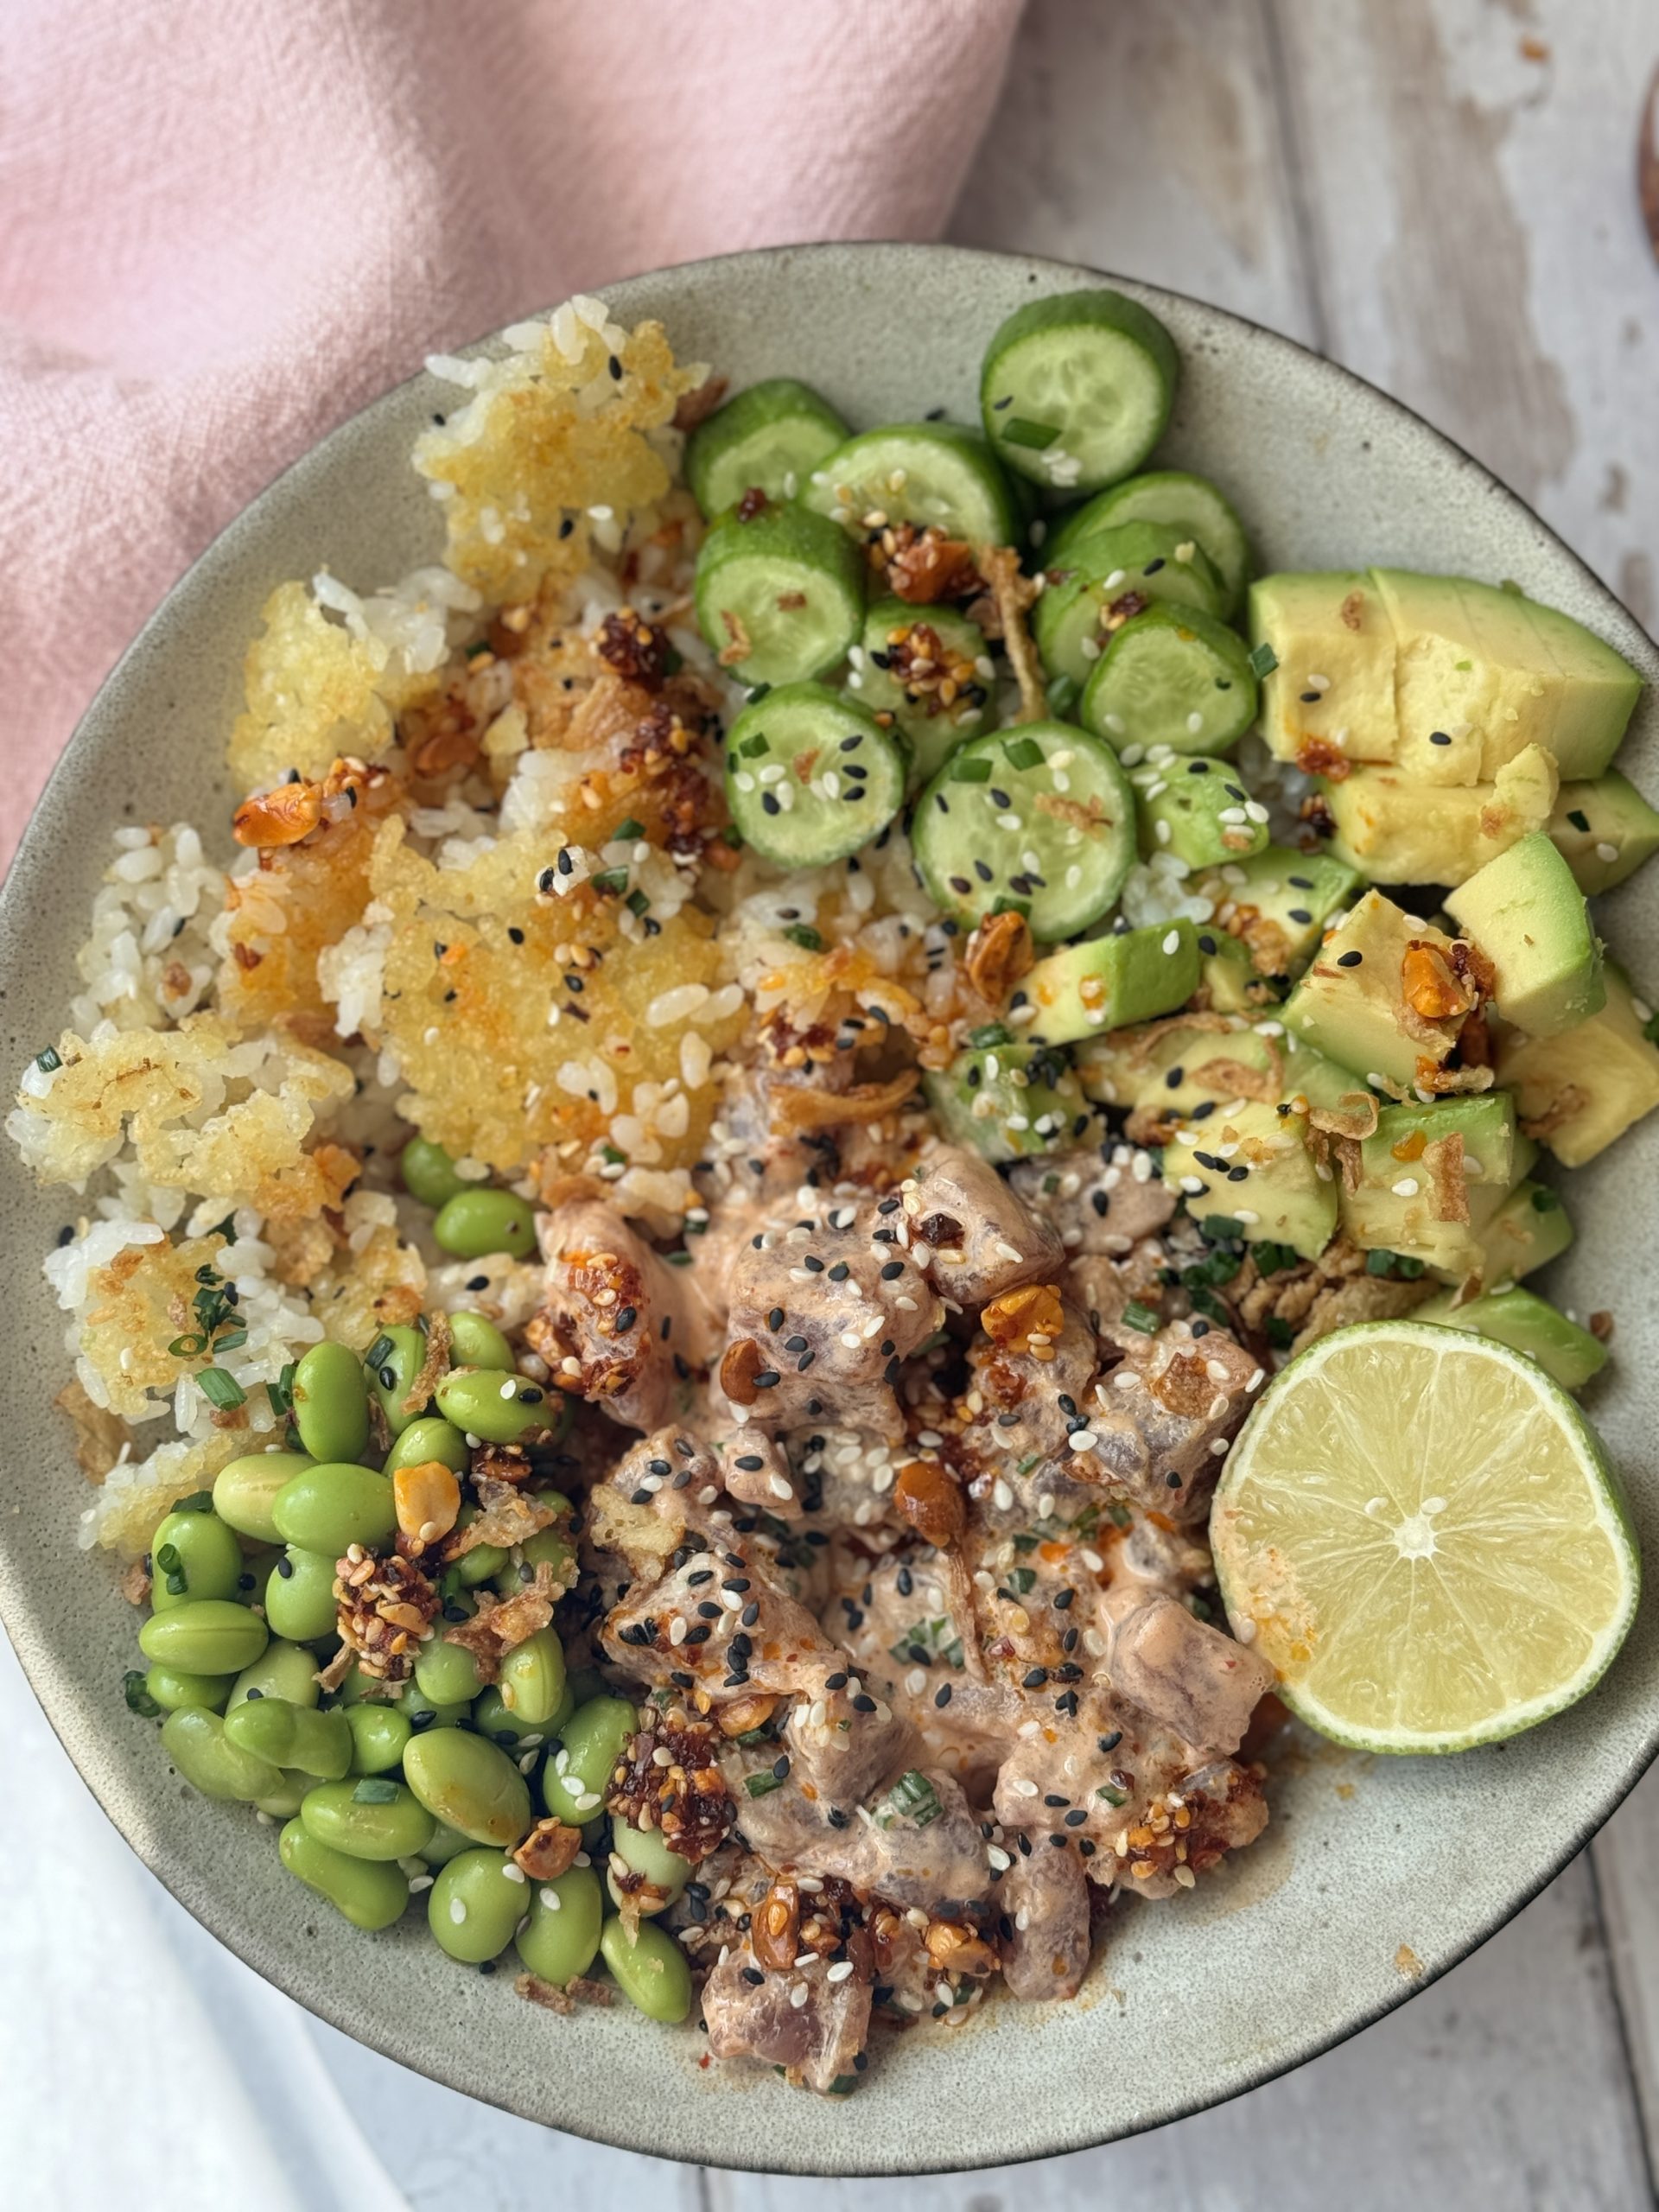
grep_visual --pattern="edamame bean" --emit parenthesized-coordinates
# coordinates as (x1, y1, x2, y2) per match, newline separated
(290, 1340, 371, 1463)
(271, 1463, 396, 1554)
(161, 1707, 284, 1803)
(448, 1504, 509, 1588)
(473, 1683, 569, 1751)
(432, 1187, 537, 1262)
(446, 1309, 514, 1370)
(599, 1914, 692, 2024)
(499, 1624, 567, 1729)
(434, 1367, 565, 1448)
(300, 1778, 435, 1860)
(607, 1817, 690, 1911)
(383, 1416, 467, 1478)
(224, 1697, 352, 1779)
(515, 1866, 604, 1986)
(254, 1770, 312, 1820)
(264, 1547, 339, 1643)
(414, 1619, 489, 1708)
(229, 1638, 321, 1709)
(143, 1663, 236, 1714)
(148, 1506, 245, 1611)
(365, 1325, 431, 1437)
(280, 1819, 410, 1931)
(213, 1450, 315, 1545)
(400, 1135, 467, 1211)
(543, 1695, 635, 1827)
(429, 1848, 530, 1964)
(492, 1516, 575, 1599)
(400, 1682, 470, 1731)
(403, 1727, 532, 1847)
(345, 1704, 412, 1776)
(419, 1816, 475, 1867)
(140, 1599, 268, 1678)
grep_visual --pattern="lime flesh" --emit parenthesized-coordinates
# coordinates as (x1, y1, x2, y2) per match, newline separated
(1211, 1320, 1638, 1753)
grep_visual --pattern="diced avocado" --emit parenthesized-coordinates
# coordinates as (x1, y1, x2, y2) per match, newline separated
(1522, 593, 1643, 775)
(1373, 571, 1560, 785)
(923, 1039, 1089, 1165)
(1414, 1287, 1609, 1393)
(1164, 1097, 1338, 1260)
(1023, 920, 1200, 1046)
(1197, 925, 1279, 1014)
(1320, 743, 1558, 887)
(1338, 1094, 1516, 1276)
(1496, 963, 1659, 1166)
(1249, 571, 1399, 765)
(1132, 753, 1267, 870)
(1194, 843, 1361, 978)
(1475, 1177, 1573, 1287)
(1549, 772, 1659, 895)
(849, 599, 998, 786)
(1279, 1034, 1374, 1113)
(1445, 832, 1604, 1038)
(1282, 891, 1472, 1090)
(1076, 1015, 1278, 1119)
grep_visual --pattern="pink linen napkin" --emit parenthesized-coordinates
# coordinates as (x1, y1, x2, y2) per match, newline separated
(0, 0, 1023, 870)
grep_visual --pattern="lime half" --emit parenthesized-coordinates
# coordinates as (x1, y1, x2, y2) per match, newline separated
(1211, 1320, 1639, 1754)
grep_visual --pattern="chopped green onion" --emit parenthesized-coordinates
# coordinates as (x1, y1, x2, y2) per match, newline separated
(1001, 416, 1060, 451)
(950, 753, 993, 784)
(1007, 1566, 1036, 1595)
(124, 1670, 161, 1718)
(34, 1046, 62, 1074)
(267, 1363, 297, 1420)
(196, 1368, 246, 1411)
(1046, 674, 1079, 717)
(364, 1333, 394, 1372)
(876, 1770, 942, 1829)
(784, 925, 823, 952)
(1248, 642, 1279, 679)
(1121, 1300, 1160, 1334)
(590, 867, 629, 896)
(170, 1490, 213, 1514)
(739, 733, 770, 758)
(625, 888, 651, 918)
(1002, 735, 1045, 771)
(613, 817, 645, 842)
(353, 1778, 400, 1803)
(744, 1770, 784, 1800)
(969, 1022, 1011, 1048)
(744, 683, 772, 705)
(1096, 1783, 1128, 1808)
(1266, 1315, 1294, 1350)
(602, 1143, 627, 1166)
(168, 1332, 208, 1358)
(1531, 1186, 1562, 1212)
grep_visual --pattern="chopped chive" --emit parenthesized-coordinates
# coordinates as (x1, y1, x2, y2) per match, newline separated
(950, 754, 993, 784)
(968, 1021, 1011, 1048)
(266, 1362, 297, 1420)
(744, 1770, 784, 1800)
(625, 888, 651, 918)
(590, 867, 629, 896)
(613, 817, 645, 842)
(124, 1671, 161, 1718)
(1002, 735, 1044, 771)
(364, 1333, 394, 1371)
(1248, 641, 1279, 678)
(784, 925, 823, 952)
(196, 1368, 246, 1411)
(34, 1046, 62, 1074)
(1000, 416, 1060, 451)
(353, 1778, 400, 1803)
(1121, 1300, 1160, 1335)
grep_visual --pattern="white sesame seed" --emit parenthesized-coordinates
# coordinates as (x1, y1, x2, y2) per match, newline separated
(1392, 1178, 1421, 1198)
(1597, 842, 1620, 863)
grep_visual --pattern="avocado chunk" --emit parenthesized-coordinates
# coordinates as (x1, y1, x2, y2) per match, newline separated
(1474, 1176, 1573, 1287)
(849, 598, 998, 786)
(1523, 592, 1644, 776)
(1496, 963, 1659, 1166)
(1282, 891, 1475, 1090)
(1077, 1014, 1279, 1119)
(923, 1039, 1089, 1164)
(1548, 771, 1659, 895)
(1414, 1287, 1608, 1393)
(1249, 571, 1400, 766)
(1445, 832, 1604, 1038)
(1023, 920, 1200, 1046)
(1132, 753, 1267, 870)
(1319, 743, 1558, 887)
(1196, 925, 1279, 1014)
(1165, 1096, 1337, 1259)
(1194, 843, 1361, 978)
(1338, 1094, 1516, 1277)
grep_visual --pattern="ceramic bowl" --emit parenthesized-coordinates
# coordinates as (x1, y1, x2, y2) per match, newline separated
(2, 244, 1656, 2177)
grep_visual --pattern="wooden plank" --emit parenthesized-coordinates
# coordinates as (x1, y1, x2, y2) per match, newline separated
(950, 0, 1319, 346)
(1592, 1767, 1659, 2158)
(1268, 0, 1659, 626)
(704, 1856, 1649, 2212)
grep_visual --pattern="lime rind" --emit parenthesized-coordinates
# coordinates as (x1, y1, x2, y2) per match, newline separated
(1211, 1319, 1639, 1755)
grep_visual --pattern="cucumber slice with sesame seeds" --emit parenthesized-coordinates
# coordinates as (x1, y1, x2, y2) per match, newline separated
(694, 503, 865, 688)
(1131, 752, 1270, 870)
(1050, 470, 1251, 616)
(801, 423, 1019, 550)
(723, 682, 905, 868)
(1033, 522, 1226, 690)
(911, 721, 1136, 944)
(1080, 603, 1258, 758)
(922, 1039, 1090, 1163)
(684, 378, 850, 520)
(848, 597, 1001, 787)
(981, 289, 1179, 496)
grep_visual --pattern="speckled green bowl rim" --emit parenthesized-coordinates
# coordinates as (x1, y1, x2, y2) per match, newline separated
(3, 242, 1657, 2177)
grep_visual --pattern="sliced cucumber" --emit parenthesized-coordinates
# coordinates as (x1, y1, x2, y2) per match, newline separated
(981, 289, 1179, 494)
(912, 722, 1136, 943)
(1049, 470, 1250, 616)
(694, 504, 864, 688)
(849, 598, 1000, 786)
(723, 683, 904, 868)
(923, 1039, 1088, 1163)
(1022, 919, 1201, 1045)
(802, 423, 1018, 550)
(1034, 523, 1225, 689)
(1079, 603, 1257, 757)
(685, 378, 849, 519)
(1133, 753, 1268, 870)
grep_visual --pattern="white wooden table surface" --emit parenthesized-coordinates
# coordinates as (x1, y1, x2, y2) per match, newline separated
(9, 4, 1659, 2207)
